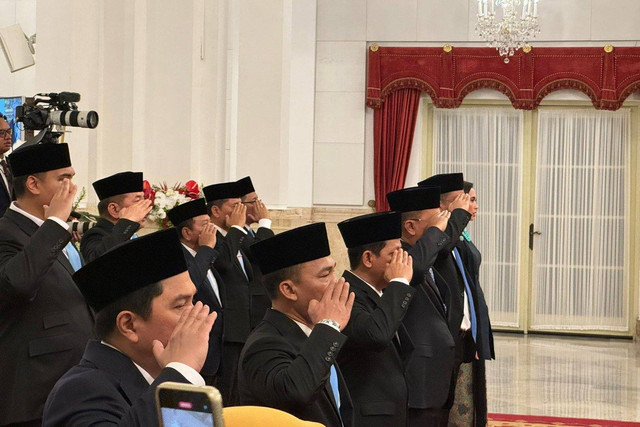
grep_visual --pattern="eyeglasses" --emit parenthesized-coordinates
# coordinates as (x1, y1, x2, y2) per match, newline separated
(0, 129, 12, 137)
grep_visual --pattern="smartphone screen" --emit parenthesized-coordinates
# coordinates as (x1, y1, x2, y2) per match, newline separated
(158, 389, 216, 427)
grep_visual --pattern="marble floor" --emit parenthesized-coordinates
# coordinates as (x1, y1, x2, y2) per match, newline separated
(486, 333, 640, 423)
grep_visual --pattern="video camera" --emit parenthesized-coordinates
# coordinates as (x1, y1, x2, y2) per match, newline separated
(16, 92, 99, 145)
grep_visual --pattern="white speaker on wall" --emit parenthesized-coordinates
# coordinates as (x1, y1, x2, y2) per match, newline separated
(0, 24, 35, 73)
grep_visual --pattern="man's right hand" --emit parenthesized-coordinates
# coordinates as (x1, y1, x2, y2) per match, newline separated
(119, 199, 153, 225)
(152, 301, 217, 372)
(308, 277, 355, 331)
(225, 203, 246, 228)
(425, 209, 450, 232)
(44, 178, 77, 223)
(384, 249, 413, 283)
(448, 193, 471, 213)
(198, 223, 217, 248)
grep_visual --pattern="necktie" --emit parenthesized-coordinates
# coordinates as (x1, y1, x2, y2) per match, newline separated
(247, 226, 256, 237)
(131, 233, 138, 240)
(0, 159, 12, 194)
(64, 242, 83, 272)
(329, 365, 341, 409)
(453, 247, 477, 341)
(461, 229, 472, 242)
(237, 251, 249, 280)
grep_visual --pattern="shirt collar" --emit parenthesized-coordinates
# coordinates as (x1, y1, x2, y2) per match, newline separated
(293, 319, 313, 337)
(9, 202, 45, 227)
(213, 224, 227, 237)
(100, 341, 154, 385)
(181, 242, 197, 257)
(349, 270, 383, 297)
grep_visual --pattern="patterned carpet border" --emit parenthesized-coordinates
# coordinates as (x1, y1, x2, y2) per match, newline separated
(488, 413, 640, 427)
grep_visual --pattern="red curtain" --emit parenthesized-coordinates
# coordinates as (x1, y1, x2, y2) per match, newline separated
(373, 88, 421, 212)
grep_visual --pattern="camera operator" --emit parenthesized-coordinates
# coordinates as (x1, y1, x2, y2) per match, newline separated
(80, 172, 152, 263)
(0, 143, 94, 426)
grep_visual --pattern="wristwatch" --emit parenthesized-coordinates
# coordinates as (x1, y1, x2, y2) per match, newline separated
(317, 318, 340, 331)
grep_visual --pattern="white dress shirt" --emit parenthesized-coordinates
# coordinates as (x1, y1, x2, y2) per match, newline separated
(182, 243, 222, 307)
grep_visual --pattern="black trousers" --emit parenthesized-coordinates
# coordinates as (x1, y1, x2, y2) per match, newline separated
(218, 341, 243, 407)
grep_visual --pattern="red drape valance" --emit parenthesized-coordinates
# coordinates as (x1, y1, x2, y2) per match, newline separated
(367, 45, 640, 111)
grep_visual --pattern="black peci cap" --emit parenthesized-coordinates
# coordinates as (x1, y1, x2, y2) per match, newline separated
(250, 222, 331, 275)
(73, 228, 187, 312)
(203, 182, 243, 203)
(8, 143, 72, 177)
(168, 198, 208, 226)
(236, 176, 255, 197)
(386, 186, 441, 212)
(338, 211, 401, 249)
(92, 171, 143, 200)
(417, 172, 464, 194)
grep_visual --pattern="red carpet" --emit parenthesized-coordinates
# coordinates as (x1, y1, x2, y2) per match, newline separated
(488, 413, 640, 427)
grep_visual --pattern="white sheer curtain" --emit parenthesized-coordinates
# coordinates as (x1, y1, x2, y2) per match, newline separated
(531, 108, 630, 331)
(433, 107, 523, 327)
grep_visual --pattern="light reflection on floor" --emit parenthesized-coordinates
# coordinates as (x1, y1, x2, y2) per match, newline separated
(486, 333, 640, 422)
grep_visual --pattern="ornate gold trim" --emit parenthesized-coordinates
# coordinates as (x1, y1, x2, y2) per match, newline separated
(443, 44, 453, 53)
(370, 43, 379, 52)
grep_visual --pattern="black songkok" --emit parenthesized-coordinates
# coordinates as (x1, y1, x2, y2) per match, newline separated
(250, 222, 331, 275)
(417, 172, 464, 194)
(203, 182, 242, 203)
(7, 143, 72, 177)
(168, 198, 208, 226)
(92, 171, 143, 200)
(236, 176, 255, 197)
(73, 228, 187, 312)
(386, 186, 440, 212)
(338, 211, 401, 249)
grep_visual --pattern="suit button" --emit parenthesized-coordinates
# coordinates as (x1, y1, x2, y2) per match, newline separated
(333, 342, 339, 346)
(330, 346, 336, 351)
(401, 302, 407, 308)
(325, 357, 331, 362)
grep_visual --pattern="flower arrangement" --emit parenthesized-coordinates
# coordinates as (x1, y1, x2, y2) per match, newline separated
(144, 180, 202, 228)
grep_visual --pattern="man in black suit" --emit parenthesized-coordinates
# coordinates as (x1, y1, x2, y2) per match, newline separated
(387, 186, 457, 426)
(43, 229, 217, 426)
(80, 171, 153, 262)
(0, 143, 94, 426)
(236, 176, 273, 329)
(167, 198, 224, 387)
(203, 181, 254, 405)
(336, 211, 415, 427)
(238, 223, 355, 427)
(0, 115, 13, 217)
(418, 173, 472, 363)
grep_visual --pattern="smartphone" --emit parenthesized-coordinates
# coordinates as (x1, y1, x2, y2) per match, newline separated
(155, 382, 225, 427)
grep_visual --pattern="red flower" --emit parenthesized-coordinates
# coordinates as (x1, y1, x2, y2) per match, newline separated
(183, 180, 200, 199)
(143, 180, 156, 203)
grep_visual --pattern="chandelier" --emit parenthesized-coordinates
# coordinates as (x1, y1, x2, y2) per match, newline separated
(476, 0, 540, 63)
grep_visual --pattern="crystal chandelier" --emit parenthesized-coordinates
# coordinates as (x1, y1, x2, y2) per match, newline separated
(476, 0, 540, 63)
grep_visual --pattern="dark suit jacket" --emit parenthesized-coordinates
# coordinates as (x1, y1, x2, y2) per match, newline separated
(241, 225, 274, 328)
(212, 227, 256, 343)
(80, 217, 140, 263)
(434, 209, 471, 338)
(181, 244, 225, 377)
(0, 209, 94, 424)
(402, 227, 457, 409)
(0, 171, 10, 217)
(43, 340, 190, 426)
(456, 238, 495, 361)
(238, 309, 354, 427)
(338, 271, 414, 427)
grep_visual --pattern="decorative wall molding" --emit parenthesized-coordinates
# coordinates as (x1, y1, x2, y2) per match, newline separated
(366, 45, 640, 111)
